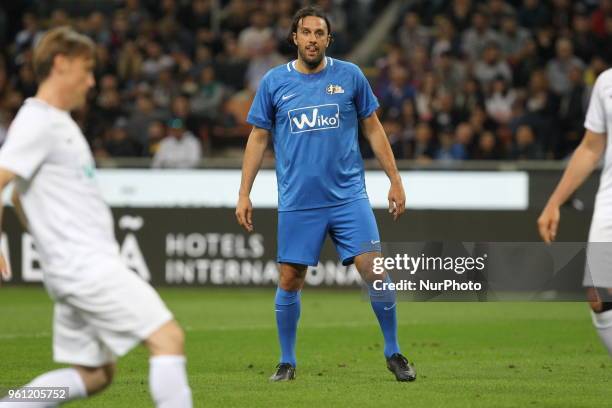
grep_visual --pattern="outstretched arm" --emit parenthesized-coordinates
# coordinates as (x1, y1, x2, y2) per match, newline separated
(538, 130, 606, 242)
(360, 112, 405, 221)
(236, 126, 270, 232)
(11, 188, 28, 230)
(0, 168, 17, 282)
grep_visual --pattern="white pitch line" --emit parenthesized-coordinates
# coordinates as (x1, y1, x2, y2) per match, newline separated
(0, 331, 50, 340)
(0, 320, 423, 340)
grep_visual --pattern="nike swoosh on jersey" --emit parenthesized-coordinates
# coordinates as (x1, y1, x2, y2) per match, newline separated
(282, 93, 297, 101)
(383, 304, 396, 311)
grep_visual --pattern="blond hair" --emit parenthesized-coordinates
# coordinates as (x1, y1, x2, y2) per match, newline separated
(32, 26, 95, 82)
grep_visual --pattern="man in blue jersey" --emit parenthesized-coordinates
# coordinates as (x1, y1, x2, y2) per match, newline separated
(235, 6, 415, 382)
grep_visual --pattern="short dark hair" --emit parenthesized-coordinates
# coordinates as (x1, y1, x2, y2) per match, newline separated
(287, 6, 332, 47)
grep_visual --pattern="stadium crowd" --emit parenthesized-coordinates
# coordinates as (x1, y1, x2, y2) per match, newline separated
(0, 0, 610, 165)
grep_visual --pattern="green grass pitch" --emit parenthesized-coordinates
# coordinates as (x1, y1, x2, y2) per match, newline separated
(0, 287, 609, 407)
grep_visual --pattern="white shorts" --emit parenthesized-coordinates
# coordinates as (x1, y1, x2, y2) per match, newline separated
(48, 261, 173, 367)
(585, 216, 612, 288)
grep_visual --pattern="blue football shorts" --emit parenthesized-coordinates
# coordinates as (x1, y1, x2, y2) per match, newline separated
(277, 198, 381, 266)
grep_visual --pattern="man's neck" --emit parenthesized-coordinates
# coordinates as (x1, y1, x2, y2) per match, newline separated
(295, 57, 326, 74)
(35, 81, 71, 111)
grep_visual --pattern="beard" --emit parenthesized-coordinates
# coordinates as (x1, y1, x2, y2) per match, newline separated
(298, 45, 325, 69)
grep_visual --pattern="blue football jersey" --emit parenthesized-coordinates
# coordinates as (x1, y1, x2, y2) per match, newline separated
(247, 57, 379, 211)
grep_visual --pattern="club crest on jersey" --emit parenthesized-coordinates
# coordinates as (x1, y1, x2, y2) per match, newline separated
(288, 104, 340, 133)
(326, 84, 344, 95)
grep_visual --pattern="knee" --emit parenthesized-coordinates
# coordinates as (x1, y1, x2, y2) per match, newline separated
(587, 287, 612, 313)
(354, 253, 382, 284)
(279, 264, 307, 291)
(145, 320, 185, 356)
(75, 363, 115, 395)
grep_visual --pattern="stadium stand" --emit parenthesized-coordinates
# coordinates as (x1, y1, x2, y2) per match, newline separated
(0, 0, 608, 162)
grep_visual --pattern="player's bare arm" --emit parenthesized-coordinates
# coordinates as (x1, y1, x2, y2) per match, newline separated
(0, 168, 17, 282)
(538, 130, 606, 243)
(11, 188, 28, 230)
(360, 112, 405, 221)
(236, 126, 270, 232)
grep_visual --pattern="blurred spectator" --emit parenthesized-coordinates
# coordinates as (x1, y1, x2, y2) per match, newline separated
(521, 69, 558, 156)
(15, 13, 43, 56)
(104, 118, 143, 157)
(511, 124, 543, 159)
(125, 94, 166, 147)
(571, 7, 597, 63)
(152, 118, 202, 168)
(591, 0, 612, 37)
(455, 77, 485, 118)
(473, 130, 502, 160)
(170, 95, 199, 136)
(498, 11, 530, 64)
(245, 37, 285, 92)
(383, 117, 405, 158)
(462, 10, 500, 61)
(152, 68, 180, 109)
(488, 0, 516, 30)
(434, 129, 458, 161)
(407, 44, 430, 86)
(453, 122, 474, 160)
(375, 43, 408, 95)
(595, 15, 612, 64)
(191, 65, 226, 121)
(182, 0, 212, 32)
(146, 120, 167, 157)
(519, 0, 551, 29)
(409, 122, 436, 162)
(447, 0, 475, 33)
(16, 64, 37, 98)
(430, 15, 461, 60)
(485, 76, 516, 124)
(415, 72, 437, 122)
(546, 37, 585, 96)
(86, 12, 111, 46)
(534, 26, 556, 62)
(397, 11, 430, 51)
(238, 10, 273, 58)
(432, 92, 462, 133)
(213, 89, 254, 144)
(550, 0, 572, 31)
(467, 105, 495, 137)
(117, 41, 143, 83)
(558, 65, 589, 157)
(142, 41, 174, 81)
(474, 42, 512, 89)
(221, 0, 251, 35)
(433, 51, 465, 93)
(513, 38, 543, 87)
(378, 66, 415, 119)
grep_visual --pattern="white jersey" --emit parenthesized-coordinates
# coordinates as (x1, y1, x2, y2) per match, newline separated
(0, 98, 119, 282)
(585, 69, 612, 221)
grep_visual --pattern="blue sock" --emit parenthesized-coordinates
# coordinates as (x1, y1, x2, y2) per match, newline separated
(275, 287, 301, 367)
(368, 275, 400, 358)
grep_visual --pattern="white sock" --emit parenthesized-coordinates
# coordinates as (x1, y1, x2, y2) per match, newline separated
(149, 355, 192, 408)
(591, 309, 612, 356)
(0, 368, 87, 407)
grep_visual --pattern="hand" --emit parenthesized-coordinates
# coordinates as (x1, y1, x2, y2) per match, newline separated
(388, 181, 406, 221)
(537, 204, 560, 243)
(236, 195, 254, 232)
(0, 254, 9, 286)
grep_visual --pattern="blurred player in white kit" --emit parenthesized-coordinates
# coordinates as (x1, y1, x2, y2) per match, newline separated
(539, 68, 612, 358)
(0, 27, 193, 406)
